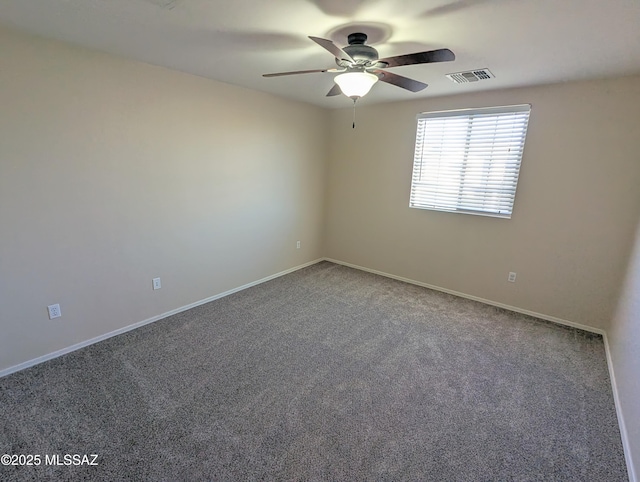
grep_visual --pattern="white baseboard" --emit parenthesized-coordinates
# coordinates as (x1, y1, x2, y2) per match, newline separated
(0, 258, 324, 379)
(323, 257, 604, 335)
(603, 333, 637, 482)
(324, 257, 637, 480)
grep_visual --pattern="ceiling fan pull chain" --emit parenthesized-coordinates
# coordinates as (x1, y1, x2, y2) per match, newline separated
(352, 98, 357, 129)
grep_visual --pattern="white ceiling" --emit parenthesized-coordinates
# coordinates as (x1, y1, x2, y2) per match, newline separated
(1, 0, 640, 108)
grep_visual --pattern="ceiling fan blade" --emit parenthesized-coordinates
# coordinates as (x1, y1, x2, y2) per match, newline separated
(263, 69, 331, 77)
(326, 84, 342, 97)
(372, 70, 428, 92)
(309, 36, 355, 63)
(378, 48, 455, 68)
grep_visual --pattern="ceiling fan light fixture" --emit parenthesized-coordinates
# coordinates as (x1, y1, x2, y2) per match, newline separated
(334, 72, 378, 99)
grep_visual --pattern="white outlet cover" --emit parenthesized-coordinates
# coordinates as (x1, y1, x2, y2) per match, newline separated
(47, 303, 61, 319)
(508, 272, 517, 282)
(153, 278, 161, 290)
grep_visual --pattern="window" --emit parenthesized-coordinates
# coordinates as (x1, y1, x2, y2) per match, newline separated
(409, 104, 531, 218)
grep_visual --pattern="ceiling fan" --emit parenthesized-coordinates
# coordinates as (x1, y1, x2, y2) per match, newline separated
(263, 32, 455, 100)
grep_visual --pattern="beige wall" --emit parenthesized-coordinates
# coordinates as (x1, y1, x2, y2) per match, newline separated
(610, 219, 640, 480)
(325, 77, 640, 330)
(0, 26, 328, 372)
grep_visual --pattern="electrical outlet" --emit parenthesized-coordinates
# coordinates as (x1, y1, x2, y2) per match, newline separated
(508, 272, 517, 283)
(153, 278, 161, 290)
(296, 240, 301, 249)
(47, 303, 61, 319)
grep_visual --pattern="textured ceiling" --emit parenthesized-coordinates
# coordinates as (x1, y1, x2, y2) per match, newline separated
(1, 0, 640, 108)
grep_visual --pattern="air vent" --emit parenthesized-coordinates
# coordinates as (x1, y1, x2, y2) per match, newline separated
(446, 69, 495, 84)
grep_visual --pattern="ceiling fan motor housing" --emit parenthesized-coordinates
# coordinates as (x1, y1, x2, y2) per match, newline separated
(338, 33, 379, 66)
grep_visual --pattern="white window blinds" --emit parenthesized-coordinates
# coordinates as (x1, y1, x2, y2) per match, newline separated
(410, 104, 531, 218)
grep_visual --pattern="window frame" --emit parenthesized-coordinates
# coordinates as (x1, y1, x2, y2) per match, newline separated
(409, 104, 531, 219)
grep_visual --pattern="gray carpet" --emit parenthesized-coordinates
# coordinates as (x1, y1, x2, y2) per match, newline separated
(0, 261, 628, 481)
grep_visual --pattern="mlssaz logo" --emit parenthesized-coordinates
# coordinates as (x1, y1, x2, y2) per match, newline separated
(45, 454, 99, 466)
